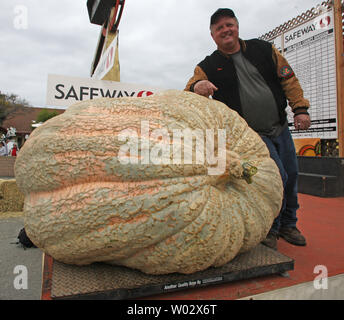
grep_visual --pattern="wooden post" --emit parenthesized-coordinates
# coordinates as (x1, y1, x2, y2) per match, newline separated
(334, 0, 344, 157)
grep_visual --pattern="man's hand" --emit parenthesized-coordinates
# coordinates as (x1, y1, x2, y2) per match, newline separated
(294, 114, 311, 130)
(194, 80, 218, 97)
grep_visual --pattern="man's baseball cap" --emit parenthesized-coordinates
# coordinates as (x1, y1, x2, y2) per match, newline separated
(210, 8, 236, 25)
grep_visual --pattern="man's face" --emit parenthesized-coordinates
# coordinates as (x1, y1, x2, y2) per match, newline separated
(210, 16, 239, 52)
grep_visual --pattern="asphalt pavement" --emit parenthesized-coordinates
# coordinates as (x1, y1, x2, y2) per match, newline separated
(0, 215, 43, 300)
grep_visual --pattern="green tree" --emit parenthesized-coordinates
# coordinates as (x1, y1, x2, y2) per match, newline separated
(0, 91, 30, 126)
(36, 109, 59, 123)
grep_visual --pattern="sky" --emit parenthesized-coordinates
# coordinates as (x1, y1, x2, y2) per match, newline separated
(0, 0, 323, 108)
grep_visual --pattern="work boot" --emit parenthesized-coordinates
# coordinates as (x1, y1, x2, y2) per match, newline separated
(279, 227, 306, 246)
(261, 231, 278, 250)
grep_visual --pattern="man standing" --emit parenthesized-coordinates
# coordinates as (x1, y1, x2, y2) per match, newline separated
(185, 8, 311, 250)
(0, 141, 8, 156)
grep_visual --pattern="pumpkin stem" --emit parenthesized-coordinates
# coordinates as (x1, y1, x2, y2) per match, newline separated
(210, 152, 258, 186)
(242, 162, 258, 184)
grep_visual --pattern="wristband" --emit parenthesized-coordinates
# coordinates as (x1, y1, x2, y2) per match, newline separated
(190, 80, 201, 92)
(293, 107, 309, 117)
(294, 111, 309, 117)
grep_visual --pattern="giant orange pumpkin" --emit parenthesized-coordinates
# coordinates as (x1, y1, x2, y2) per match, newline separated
(14, 90, 283, 274)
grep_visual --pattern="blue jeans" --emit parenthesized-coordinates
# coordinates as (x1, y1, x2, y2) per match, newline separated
(261, 127, 299, 233)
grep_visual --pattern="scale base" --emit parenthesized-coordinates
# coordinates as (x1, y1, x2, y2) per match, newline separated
(42, 244, 294, 300)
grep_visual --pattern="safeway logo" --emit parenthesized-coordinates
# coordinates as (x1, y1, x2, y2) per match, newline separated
(314, 14, 332, 30)
(319, 16, 330, 28)
(137, 91, 154, 97)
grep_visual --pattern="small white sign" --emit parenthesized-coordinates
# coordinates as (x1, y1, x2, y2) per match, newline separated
(46, 74, 164, 108)
(92, 36, 117, 80)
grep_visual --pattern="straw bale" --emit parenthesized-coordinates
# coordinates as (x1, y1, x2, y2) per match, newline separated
(0, 179, 24, 213)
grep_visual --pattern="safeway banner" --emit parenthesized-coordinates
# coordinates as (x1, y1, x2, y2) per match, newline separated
(283, 11, 334, 49)
(46, 74, 164, 108)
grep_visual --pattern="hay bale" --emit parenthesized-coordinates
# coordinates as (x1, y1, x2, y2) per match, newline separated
(0, 179, 24, 213)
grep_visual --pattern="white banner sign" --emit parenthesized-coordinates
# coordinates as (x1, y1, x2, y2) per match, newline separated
(46, 74, 164, 108)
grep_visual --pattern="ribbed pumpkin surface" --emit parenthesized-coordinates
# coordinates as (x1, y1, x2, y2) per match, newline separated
(14, 90, 282, 274)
